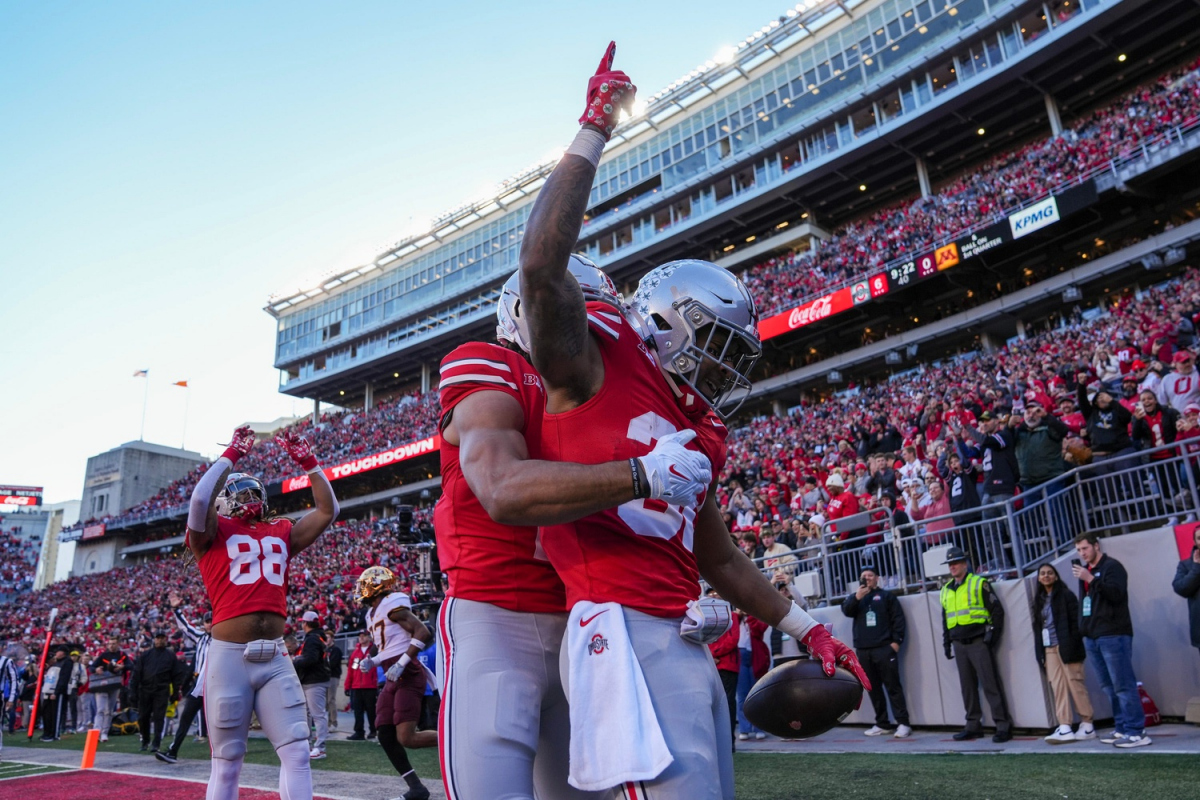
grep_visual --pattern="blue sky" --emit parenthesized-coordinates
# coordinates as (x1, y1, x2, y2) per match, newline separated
(1, 0, 792, 503)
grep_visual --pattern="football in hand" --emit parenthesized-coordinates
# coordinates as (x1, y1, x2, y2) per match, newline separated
(742, 659, 863, 739)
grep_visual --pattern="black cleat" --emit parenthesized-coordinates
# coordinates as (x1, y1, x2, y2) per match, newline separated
(155, 750, 178, 764)
(401, 786, 431, 800)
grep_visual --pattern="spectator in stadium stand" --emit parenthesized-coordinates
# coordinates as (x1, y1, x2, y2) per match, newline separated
(825, 473, 861, 544)
(1131, 390, 1180, 499)
(941, 445, 982, 527)
(1056, 396, 1086, 437)
(323, 630, 342, 732)
(841, 565, 910, 738)
(1073, 533, 1150, 748)
(739, 532, 764, 560)
(851, 463, 871, 496)
(940, 547, 1012, 743)
(344, 631, 378, 741)
(1171, 525, 1200, 658)
(129, 630, 186, 754)
(908, 478, 953, 548)
(964, 412, 1019, 508)
(1009, 401, 1071, 542)
(1077, 376, 1136, 472)
(866, 454, 898, 500)
(1031, 563, 1096, 744)
(1161, 350, 1200, 414)
(796, 476, 828, 513)
(293, 612, 330, 759)
(735, 608, 769, 741)
(761, 529, 799, 578)
(705, 589, 740, 751)
(1173, 310, 1197, 351)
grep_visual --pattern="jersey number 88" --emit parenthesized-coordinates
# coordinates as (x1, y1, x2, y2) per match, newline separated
(227, 534, 288, 586)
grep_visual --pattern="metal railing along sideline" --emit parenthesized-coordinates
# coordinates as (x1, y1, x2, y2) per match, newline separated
(744, 440, 1199, 606)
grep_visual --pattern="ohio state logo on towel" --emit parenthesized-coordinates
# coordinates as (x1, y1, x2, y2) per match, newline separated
(588, 634, 609, 656)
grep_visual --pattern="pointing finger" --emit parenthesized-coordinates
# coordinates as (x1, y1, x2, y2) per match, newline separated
(596, 41, 616, 74)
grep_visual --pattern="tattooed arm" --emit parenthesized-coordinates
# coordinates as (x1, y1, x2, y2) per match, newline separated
(519, 42, 634, 411)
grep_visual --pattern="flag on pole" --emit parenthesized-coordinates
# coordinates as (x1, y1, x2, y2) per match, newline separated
(172, 380, 189, 387)
(133, 369, 149, 378)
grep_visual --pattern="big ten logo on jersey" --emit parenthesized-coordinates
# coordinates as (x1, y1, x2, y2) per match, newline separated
(618, 411, 699, 551)
(227, 534, 287, 586)
(523, 372, 542, 390)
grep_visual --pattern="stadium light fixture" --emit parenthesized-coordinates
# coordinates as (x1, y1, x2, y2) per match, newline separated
(393, 372, 399, 378)
(714, 45, 738, 65)
(339, 390, 345, 396)
(859, 184, 867, 191)
(746, 235, 756, 243)
(1118, 53, 1127, 62)
(977, 127, 986, 135)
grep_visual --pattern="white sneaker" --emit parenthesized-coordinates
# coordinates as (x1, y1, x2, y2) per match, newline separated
(1100, 731, 1127, 745)
(894, 725, 912, 738)
(1114, 734, 1152, 749)
(1045, 725, 1075, 744)
(737, 732, 749, 741)
(99, 734, 108, 742)
(754, 732, 766, 740)
(864, 725, 891, 736)
(1074, 723, 1096, 740)
(309, 748, 326, 759)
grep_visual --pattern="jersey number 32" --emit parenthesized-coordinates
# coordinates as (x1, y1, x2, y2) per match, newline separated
(617, 412, 698, 551)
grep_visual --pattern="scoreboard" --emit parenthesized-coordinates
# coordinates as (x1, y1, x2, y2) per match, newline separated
(0, 485, 43, 506)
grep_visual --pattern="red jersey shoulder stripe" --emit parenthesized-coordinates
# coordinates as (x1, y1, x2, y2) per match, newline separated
(587, 312, 621, 339)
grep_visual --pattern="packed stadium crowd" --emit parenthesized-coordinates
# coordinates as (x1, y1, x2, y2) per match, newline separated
(743, 56, 1200, 317)
(0, 513, 426, 659)
(718, 267, 1200, 558)
(0, 531, 39, 595)
(73, 392, 440, 530)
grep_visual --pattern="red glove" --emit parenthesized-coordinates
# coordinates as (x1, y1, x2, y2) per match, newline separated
(801, 625, 872, 693)
(276, 429, 319, 472)
(579, 41, 636, 140)
(221, 426, 256, 465)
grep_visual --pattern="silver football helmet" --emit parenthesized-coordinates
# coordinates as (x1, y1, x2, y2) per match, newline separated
(631, 260, 761, 419)
(216, 472, 267, 519)
(496, 254, 622, 352)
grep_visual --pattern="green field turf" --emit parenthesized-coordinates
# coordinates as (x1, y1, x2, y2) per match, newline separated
(9, 734, 1197, 799)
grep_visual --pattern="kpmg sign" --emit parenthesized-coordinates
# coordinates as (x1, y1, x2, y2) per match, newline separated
(1008, 196, 1061, 239)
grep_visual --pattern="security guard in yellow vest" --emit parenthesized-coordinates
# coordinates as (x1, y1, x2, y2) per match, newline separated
(940, 547, 1012, 742)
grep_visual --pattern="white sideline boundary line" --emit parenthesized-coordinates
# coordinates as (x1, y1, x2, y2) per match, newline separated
(84, 766, 365, 800)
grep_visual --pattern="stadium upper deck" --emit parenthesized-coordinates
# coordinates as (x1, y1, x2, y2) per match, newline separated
(267, 0, 1198, 409)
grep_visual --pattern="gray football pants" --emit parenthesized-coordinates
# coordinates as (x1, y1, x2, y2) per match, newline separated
(559, 606, 735, 800)
(204, 638, 312, 800)
(438, 596, 604, 800)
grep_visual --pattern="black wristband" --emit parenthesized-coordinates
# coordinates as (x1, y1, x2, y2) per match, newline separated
(630, 458, 649, 499)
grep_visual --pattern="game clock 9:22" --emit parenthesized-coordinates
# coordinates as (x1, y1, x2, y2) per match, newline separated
(888, 260, 916, 287)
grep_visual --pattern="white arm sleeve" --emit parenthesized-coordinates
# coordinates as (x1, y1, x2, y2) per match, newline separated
(188, 457, 232, 532)
(776, 601, 819, 641)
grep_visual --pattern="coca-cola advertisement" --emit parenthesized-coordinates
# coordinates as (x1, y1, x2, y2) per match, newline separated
(759, 287, 853, 340)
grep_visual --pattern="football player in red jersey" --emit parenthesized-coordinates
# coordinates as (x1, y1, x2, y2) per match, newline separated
(436, 262, 714, 800)
(517, 43, 870, 799)
(186, 426, 339, 800)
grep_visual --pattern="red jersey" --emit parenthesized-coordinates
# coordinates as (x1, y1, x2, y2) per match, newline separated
(826, 491, 861, 540)
(198, 515, 294, 625)
(433, 342, 567, 614)
(539, 303, 728, 618)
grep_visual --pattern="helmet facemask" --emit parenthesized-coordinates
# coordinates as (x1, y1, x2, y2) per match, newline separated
(216, 473, 267, 520)
(651, 298, 761, 419)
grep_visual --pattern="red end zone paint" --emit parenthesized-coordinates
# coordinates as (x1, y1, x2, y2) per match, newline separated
(0, 769, 339, 799)
(281, 435, 441, 493)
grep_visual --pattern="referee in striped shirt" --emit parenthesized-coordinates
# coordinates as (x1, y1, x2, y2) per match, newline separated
(0, 651, 19, 759)
(156, 593, 211, 764)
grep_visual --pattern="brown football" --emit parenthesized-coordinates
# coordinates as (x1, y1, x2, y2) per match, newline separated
(742, 659, 863, 739)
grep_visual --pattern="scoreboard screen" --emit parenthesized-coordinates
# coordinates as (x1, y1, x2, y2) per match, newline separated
(0, 485, 42, 506)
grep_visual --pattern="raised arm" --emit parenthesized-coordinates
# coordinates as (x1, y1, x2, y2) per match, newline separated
(448, 389, 711, 526)
(186, 426, 256, 557)
(519, 42, 634, 405)
(276, 429, 339, 556)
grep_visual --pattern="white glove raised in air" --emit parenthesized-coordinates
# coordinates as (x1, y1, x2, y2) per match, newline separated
(638, 429, 712, 505)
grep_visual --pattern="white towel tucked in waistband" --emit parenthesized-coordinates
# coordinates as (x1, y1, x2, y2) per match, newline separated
(565, 600, 673, 791)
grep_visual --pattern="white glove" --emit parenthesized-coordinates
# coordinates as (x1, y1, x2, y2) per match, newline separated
(358, 656, 375, 673)
(386, 655, 410, 682)
(638, 430, 712, 504)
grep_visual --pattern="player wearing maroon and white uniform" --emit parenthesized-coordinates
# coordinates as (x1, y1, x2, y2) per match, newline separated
(353, 567, 436, 800)
(518, 43, 869, 799)
(186, 426, 338, 800)
(435, 263, 711, 800)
